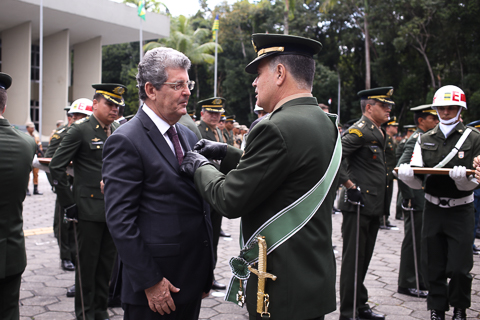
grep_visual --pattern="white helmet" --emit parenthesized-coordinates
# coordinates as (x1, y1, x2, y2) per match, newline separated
(254, 105, 263, 114)
(432, 85, 467, 110)
(69, 98, 93, 116)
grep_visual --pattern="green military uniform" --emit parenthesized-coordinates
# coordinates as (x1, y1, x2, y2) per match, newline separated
(0, 73, 37, 320)
(395, 125, 416, 219)
(397, 128, 426, 290)
(46, 124, 76, 265)
(178, 113, 202, 140)
(189, 34, 338, 319)
(382, 122, 397, 226)
(338, 115, 388, 317)
(223, 115, 235, 146)
(50, 84, 124, 320)
(196, 97, 339, 319)
(197, 121, 225, 144)
(414, 122, 480, 312)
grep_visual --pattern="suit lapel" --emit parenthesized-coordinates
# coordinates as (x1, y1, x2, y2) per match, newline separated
(176, 124, 192, 153)
(138, 108, 179, 171)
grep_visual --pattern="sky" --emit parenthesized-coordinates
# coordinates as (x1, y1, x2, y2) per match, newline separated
(162, 0, 239, 17)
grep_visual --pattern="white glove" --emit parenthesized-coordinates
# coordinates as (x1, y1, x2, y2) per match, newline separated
(449, 165, 478, 191)
(398, 163, 423, 189)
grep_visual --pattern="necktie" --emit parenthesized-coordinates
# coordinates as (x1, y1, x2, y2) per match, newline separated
(104, 126, 111, 137)
(213, 129, 219, 142)
(166, 126, 184, 165)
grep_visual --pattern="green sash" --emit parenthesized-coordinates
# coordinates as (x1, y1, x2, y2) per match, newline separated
(225, 120, 342, 304)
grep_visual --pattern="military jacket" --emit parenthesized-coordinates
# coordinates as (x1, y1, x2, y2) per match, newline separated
(396, 128, 426, 211)
(45, 125, 70, 158)
(223, 129, 234, 146)
(195, 97, 338, 319)
(396, 138, 406, 163)
(50, 116, 119, 222)
(385, 134, 396, 183)
(338, 115, 387, 216)
(0, 118, 36, 278)
(197, 120, 225, 143)
(416, 122, 480, 199)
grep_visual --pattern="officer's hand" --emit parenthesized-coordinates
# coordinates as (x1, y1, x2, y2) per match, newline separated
(449, 165, 479, 191)
(64, 204, 78, 222)
(193, 139, 228, 160)
(180, 151, 213, 178)
(401, 198, 416, 210)
(398, 163, 414, 181)
(473, 155, 480, 169)
(346, 187, 363, 204)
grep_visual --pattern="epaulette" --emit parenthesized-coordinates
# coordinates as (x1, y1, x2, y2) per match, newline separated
(74, 116, 89, 125)
(412, 133, 419, 139)
(51, 133, 61, 140)
(56, 127, 66, 134)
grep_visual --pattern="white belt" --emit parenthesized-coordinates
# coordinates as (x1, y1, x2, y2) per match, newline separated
(425, 193, 474, 208)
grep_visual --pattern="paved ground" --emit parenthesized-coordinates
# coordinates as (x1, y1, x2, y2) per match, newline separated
(19, 174, 480, 319)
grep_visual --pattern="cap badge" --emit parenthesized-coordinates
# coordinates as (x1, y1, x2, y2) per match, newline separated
(387, 89, 394, 97)
(113, 87, 125, 95)
(213, 99, 223, 105)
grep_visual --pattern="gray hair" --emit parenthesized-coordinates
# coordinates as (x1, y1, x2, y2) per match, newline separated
(268, 54, 315, 90)
(136, 47, 191, 101)
(360, 99, 376, 113)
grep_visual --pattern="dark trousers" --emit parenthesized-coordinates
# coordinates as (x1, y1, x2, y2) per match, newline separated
(422, 201, 474, 311)
(123, 296, 202, 320)
(380, 179, 394, 224)
(0, 272, 22, 320)
(339, 212, 380, 317)
(396, 190, 404, 220)
(75, 220, 116, 320)
(398, 209, 424, 288)
(53, 197, 75, 261)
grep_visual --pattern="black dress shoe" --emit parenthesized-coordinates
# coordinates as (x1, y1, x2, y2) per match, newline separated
(430, 309, 445, 320)
(397, 286, 427, 298)
(219, 229, 231, 237)
(473, 245, 480, 252)
(211, 280, 226, 290)
(452, 307, 466, 320)
(61, 260, 75, 271)
(339, 316, 359, 320)
(386, 222, 396, 228)
(357, 308, 385, 320)
(379, 225, 391, 230)
(66, 285, 75, 297)
(473, 249, 479, 255)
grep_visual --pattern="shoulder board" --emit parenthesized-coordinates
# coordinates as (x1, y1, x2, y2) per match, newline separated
(468, 126, 480, 135)
(348, 128, 363, 137)
(356, 121, 365, 129)
(56, 127, 66, 134)
(412, 133, 419, 139)
(51, 133, 61, 140)
(74, 117, 88, 124)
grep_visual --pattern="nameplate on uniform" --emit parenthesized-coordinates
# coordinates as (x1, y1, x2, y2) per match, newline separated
(91, 138, 104, 145)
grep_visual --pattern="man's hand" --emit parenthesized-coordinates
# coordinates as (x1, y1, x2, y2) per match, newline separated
(145, 278, 180, 315)
(346, 187, 363, 204)
(180, 151, 213, 178)
(449, 165, 479, 191)
(64, 204, 78, 222)
(397, 163, 423, 189)
(194, 139, 228, 160)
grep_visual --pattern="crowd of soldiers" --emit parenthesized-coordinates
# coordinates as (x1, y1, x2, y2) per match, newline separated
(1, 32, 479, 320)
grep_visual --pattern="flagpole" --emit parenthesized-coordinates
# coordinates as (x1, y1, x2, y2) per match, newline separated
(39, 0, 43, 139)
(140, 17, 143, 60)
(214, 34, 218, 97)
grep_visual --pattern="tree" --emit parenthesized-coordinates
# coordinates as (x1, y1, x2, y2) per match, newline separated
(122, 0, 170, 14)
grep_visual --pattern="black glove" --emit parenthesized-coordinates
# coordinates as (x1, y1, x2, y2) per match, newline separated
(180, 151, 213, 178)
(402, 198, 416, 210)
(64, 204, 78, 222)
(346, 187, 363, 204)
(193, 139, 228, 160)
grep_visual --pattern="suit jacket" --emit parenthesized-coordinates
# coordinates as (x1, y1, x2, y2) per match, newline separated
(102, 107, 214, 306)
(0, 118, 36, 279)
(50, 115, 119, 221)
(195, 97, 338, 319)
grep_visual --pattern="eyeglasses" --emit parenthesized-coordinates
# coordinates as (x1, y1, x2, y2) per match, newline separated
(163, 80, 195, 91)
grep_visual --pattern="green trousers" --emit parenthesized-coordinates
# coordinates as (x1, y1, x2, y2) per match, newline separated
(340, 211, 380, 317)
(422, 201, 474, 311)
(0, 272, 22, 320)
(398, 209, 424, 288)
(53, 197, 75, 261)
(75, 220, 116, 320)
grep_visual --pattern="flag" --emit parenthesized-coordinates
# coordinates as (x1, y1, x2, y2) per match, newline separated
(212, 14, 219, 41)
(138, 0, 146, 20)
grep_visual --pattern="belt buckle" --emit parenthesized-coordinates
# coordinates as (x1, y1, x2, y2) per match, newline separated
(438, 197, 450, 208)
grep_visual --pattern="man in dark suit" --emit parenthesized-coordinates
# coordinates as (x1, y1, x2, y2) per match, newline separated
(102, 47, 213, 320)
(0, 72, 37, 320)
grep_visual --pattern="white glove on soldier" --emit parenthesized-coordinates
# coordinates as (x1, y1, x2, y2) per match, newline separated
(449, 165, 479, 191)
(398, 163, 423, 189)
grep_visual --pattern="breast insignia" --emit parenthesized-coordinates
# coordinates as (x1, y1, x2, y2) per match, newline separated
(349, 128, 363, 137)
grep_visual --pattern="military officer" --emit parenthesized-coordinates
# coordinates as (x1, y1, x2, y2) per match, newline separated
(0, 72, 37, 320)
(395, 125, 417, 220)
(181, 33, 339, 320)
(338, 87, 395, 320)
(396, 104, 438, 299)
(399, 85, 479, 320)
(46, 99, 93, 295)
(380, 118, 398, 229)
(196, 97, 227, 290)
(223, 115, 236, 146)
(50, 84, 125, 320)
